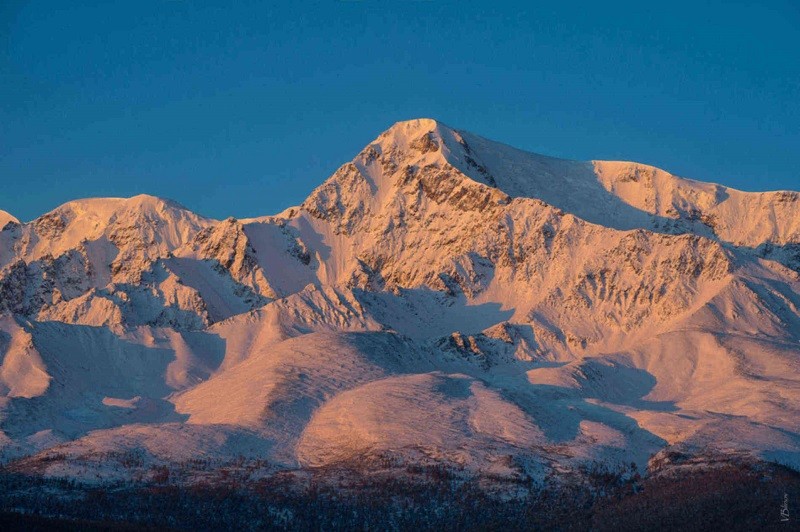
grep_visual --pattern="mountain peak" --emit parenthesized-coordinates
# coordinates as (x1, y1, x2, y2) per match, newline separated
(124, 193, 194, 213)
(49, 194, 193, 218)
(299, 118, 508, 235)
(385, 117, 446, 134)
(298, 120, 800, 273)
(366, 118, 501, 188)
(0, 210, 18, 229)
(373, 118, 455, 156)
(0, 194, 214, 276)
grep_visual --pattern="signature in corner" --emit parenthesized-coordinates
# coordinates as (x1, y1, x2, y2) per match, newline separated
(781, 493, 790, 522)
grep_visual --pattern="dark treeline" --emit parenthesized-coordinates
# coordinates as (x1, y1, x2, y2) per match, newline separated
(0, 460, 796, 531)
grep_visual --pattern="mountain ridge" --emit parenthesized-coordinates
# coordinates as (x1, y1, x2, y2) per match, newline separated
(0, 118, 798, 486)
(12, 119, 799, 229)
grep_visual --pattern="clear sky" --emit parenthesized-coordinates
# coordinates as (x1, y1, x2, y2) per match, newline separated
(2, 1, 798, 221)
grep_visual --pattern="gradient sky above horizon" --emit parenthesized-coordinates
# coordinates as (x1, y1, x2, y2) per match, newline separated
(2, 1, 798, 222)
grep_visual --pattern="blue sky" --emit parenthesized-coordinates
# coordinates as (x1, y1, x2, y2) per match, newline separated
(2, 1, 798, 221)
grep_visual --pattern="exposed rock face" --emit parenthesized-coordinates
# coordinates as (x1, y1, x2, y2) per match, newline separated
(0, 119, 798, 485)
(189, 217, 274, 297)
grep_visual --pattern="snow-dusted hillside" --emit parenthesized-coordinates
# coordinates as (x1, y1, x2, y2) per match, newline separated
(1, 119, 798, 483)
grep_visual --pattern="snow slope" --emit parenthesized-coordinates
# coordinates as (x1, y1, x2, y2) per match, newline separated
(1, 119, 799, 483)
(0, 211, 17, 230)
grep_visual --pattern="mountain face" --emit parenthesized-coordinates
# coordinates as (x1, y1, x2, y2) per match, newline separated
(1, 119, 798, 484)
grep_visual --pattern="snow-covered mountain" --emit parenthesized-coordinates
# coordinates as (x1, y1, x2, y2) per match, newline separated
(1, 119, 798, 484)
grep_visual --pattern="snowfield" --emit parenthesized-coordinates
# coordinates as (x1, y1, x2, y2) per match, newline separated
(1, 118, 798, 484)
